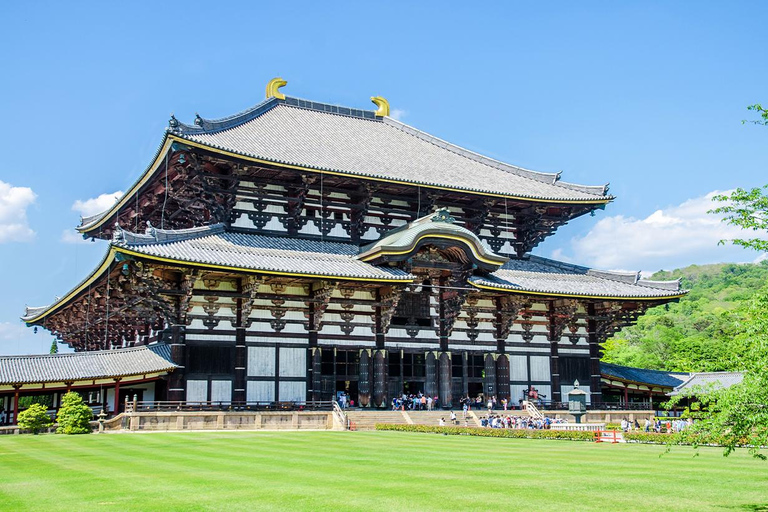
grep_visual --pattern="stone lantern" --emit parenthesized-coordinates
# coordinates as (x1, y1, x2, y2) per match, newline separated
(567, 380, 588, 424)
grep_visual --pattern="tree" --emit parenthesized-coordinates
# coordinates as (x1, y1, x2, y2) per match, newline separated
(17, 403, 53, 434)
(49, 340, 58, 354)
(709, 104, 768, 253)
(743, 103, 768, 126)
(666, 103, 768, 459)
(667, 292, 768, 459)
(56, 392, 93, 435)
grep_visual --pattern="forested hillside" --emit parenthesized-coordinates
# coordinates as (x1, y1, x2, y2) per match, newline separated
(601, 260, 768, 372)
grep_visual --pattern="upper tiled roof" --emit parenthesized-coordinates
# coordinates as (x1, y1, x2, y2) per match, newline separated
(0, 343, 176, 385)
(172, 96, 610, 202)
(669, 371, 745, 396)
(113, 223, 412, 282)
(470, 255, 685, 299)
(601, 362, 689, 389)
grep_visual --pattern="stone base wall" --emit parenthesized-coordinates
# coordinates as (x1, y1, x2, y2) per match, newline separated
(106, 411, 335, 432)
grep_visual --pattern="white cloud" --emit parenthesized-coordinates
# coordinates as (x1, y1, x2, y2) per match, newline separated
(389, 108, 408, 121)
(0, 321, 28, 341)
(553, 191, 768, 271)
(71, 191, 123, 218)
(60, 229, 89, 244)
(0, 180, 36, 243)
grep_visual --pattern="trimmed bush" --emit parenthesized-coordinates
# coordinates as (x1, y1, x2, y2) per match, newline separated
(56, 392, 93, 435)
(375, 423, 596, 441)
(17, 403, 53, 434)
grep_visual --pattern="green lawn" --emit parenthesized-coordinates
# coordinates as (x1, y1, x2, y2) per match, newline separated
(0, 431, 765, 511)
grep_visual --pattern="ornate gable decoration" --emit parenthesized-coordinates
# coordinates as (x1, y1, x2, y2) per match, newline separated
(357, 208, 508, 272)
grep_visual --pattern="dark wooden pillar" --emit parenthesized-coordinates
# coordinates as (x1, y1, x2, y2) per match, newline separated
(309, 347, 322, 402)
(623, 386, 629, 405)
(12, 388, 19, 425)
(374, 289, 385, 349)
(373, 349, 388, 408)
(168, 325, 186, 402)
(113, 379, 121, 414)
(549, 341, 561, 403)
(484, 354, 496, 398)
(358, 349, 371, 407)
(495, 354, 510, 401)
(586, 303, 602, 404)
(425, 351, 438, 398)
(438, 352, 452, 408)
(438, 277, 449, 352)
(233, 279, 246, 404)
(548, 302, 562, 403)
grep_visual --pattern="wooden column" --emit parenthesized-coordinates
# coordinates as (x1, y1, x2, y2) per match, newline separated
(586, 303, 602, 404)
(484, 353, 496, 398)
(358, 349, 371, 407)
(438, 277, 449, 352)
(168, 325, 186, 402)
(495, 354, 510, 401)
(623, 386, 629, 405)
(373, 349, 388, 408)
(113, 379, 121, 414)
(12, 388, 19, 425)
(233, 279, 246, 404)
(425, 351, 438, 399)
(548, 302, 562, 403)
(438, 352, 452, 408)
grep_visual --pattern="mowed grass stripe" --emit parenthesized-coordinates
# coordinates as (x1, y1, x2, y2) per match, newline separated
(0, 431, 765, 511)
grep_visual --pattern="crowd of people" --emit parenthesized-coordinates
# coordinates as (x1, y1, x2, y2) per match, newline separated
(391, 393, 439, 411)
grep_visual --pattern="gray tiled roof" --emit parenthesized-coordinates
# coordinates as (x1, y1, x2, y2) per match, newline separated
(175, 97, 610, 202)
(0, 343, 176, 385)
(114, 224, 412, 281)
(601, 362, 689, 389)
(470, 255, 685, 299)
(669, 371, 745, 396)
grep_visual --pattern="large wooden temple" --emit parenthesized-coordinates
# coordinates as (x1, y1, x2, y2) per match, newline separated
(17, 78, 685, 414)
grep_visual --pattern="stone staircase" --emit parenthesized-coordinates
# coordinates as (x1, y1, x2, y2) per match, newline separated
(344, 410, 409, 431)
(344, 409, 490, 430)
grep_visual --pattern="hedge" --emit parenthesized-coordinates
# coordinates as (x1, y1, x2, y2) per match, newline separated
(375, 423, 596, 441)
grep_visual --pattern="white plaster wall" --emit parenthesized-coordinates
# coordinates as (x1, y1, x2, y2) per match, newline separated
(247, 381, 275, 402)
(279, 381, 306, 402)
(509, 355, 528, 381)
(247, 346, 276, 377)
(530, 356, 551, 382)
(211, 380, 232, 403)
(186, 380, 207, 402)
(279, 347, 306, 378)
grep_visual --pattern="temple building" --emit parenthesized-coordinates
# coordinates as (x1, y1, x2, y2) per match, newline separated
(12, 78, 686, 417)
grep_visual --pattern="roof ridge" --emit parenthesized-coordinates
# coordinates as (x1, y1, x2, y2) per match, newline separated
(381, 116, 610, 197)
(0, 343, 160, 360)
(168, 97, 281, 135)
(113, 223, 227, 246)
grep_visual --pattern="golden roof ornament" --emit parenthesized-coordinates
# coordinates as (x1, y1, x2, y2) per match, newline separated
(371, 96, 390, 117)
(266, 77, 287, 100)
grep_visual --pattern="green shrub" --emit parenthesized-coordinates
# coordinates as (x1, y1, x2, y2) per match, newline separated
(17, 403, 53, 434)
(375, 423, 596, 441)
(56, 392, 93, 435)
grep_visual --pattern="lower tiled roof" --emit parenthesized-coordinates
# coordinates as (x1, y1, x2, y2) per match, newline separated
(471, 256, 685, 299)
(0, 343, 177, 385)
(669, 371, 745, 396)
(114, 224, 412, 282)
(601, 362, 689, 388)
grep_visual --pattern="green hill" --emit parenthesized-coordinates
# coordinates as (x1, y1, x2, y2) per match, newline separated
(601, 260, 768, 372)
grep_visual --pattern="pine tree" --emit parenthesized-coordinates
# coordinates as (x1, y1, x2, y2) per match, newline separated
(49, 340, 58, 354)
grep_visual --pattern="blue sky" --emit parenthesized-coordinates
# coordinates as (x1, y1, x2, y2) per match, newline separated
(1, 1, 766, 354)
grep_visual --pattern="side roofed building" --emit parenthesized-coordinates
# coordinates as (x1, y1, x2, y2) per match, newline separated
(15, 79, 686, 418)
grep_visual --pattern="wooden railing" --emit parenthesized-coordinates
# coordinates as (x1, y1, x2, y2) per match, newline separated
(124, 400, 335, 413)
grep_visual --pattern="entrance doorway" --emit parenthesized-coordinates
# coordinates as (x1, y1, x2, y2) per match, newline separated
(336, 380, 358, 407)
(467, 382, 484, 400)
(403, 381, 425, 395)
